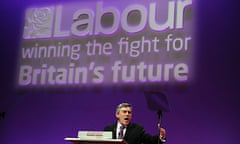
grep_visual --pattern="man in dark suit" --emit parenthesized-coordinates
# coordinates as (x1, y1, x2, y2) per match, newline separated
(104, 103, 166, 144)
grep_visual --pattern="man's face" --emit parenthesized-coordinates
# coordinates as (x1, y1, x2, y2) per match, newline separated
(116, 106, 132, 126)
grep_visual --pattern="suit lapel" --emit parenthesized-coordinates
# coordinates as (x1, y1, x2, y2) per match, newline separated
(124, 123, 132, 140)
(113, 123, 118, 139)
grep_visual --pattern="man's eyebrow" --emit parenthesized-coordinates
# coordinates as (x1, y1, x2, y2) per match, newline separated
(121, 110, 132, 113)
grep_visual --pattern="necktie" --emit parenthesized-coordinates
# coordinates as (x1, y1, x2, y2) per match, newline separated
(118, 125, 125, 139)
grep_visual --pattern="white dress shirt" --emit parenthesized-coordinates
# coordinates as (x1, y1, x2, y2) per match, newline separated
(116, 122, 126, 139)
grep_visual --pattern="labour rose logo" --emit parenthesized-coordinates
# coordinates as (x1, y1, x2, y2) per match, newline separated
(23, 7, 54, 39)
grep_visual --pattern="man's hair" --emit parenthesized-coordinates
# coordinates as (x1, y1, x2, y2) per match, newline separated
(116, 103, 132, 113)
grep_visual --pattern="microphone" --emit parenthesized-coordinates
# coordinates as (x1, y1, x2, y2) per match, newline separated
(157, 110, 162, 129)
(157, 110, 162, 121)
(144, 91, 168, 143)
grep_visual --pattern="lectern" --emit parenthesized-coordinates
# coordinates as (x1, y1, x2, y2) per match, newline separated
(64, 138, 127, 144)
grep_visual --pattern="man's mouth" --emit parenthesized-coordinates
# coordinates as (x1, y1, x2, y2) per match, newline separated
(124, 117, 129, 120)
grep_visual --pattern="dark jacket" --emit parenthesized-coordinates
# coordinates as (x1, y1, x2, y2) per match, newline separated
(104, 122, 162, 144)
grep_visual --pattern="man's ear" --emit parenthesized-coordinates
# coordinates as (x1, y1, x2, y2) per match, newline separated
(115, 112, 119, 118)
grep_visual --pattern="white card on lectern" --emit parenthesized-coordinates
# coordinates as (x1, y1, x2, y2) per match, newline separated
(78, 131, 112, 139)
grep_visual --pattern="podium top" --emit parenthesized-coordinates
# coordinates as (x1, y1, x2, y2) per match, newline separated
(65, 138, 122, 142)
(64, 138, 127, 144)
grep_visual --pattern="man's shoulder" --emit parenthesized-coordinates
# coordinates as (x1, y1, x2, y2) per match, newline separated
(128, 122, 144, 129)
(104, 123, 115, 131)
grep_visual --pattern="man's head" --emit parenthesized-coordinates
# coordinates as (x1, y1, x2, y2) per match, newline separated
(115, 103, 132, 126)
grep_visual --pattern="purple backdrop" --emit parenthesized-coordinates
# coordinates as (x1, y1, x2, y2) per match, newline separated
(0, 0, 240, 144)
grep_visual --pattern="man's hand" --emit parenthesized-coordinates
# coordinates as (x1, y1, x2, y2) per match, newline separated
(159, 128, 166, 143)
